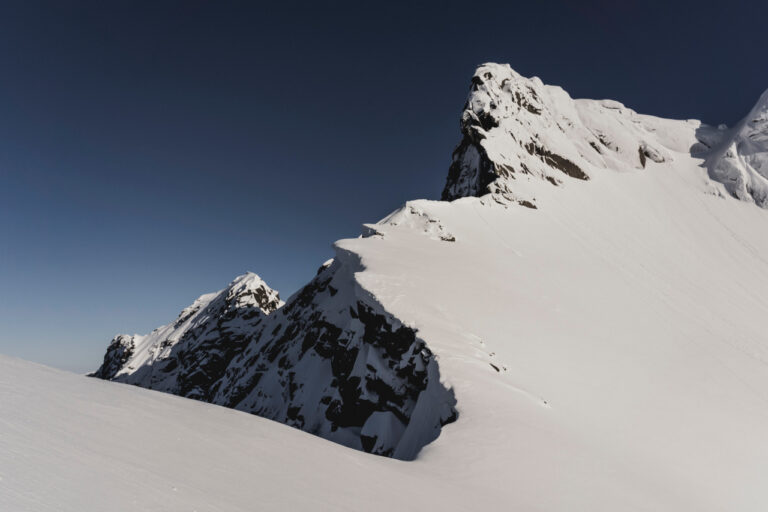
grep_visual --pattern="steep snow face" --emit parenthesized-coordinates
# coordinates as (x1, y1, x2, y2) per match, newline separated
(94, 265, 457, 460)
(443, 63, 768, 211)
(339, 182, 768, 509)
(700, 89, 768, 206)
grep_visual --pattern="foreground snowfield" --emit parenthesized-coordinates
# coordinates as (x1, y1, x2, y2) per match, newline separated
(5, 64, 768, 510)
(0, 355, 473, 512)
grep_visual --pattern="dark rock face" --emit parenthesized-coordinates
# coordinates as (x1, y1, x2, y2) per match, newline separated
(443, 72, 505, 200)
(443, 134, 498, 201)
(93, 262, 457, 460)
(442, 63, 591, 202)
(638, 142, 665, 169)
(212, 258, 457, 460)
(91, 335, 135, 380)
(523, 143, 588, 180)
(92, 273, 279, 402)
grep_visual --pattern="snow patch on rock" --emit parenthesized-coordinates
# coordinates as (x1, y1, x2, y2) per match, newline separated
(703, 89, 768, 207)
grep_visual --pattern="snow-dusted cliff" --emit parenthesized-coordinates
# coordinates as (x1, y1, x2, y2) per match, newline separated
(93, 273, 282, 387)
(93, 263, 456, 460)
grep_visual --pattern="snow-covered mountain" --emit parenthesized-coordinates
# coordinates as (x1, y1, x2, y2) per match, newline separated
(84, 63, 768, 509)
(92, 273, 282, 386)
(444, 62, 768, 207)
(93, 265, 457, 460)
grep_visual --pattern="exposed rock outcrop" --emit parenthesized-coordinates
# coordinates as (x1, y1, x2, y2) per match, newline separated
(93, 264, 456, 460)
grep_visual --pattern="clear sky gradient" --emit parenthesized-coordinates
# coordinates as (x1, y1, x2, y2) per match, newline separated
(1, 0, 766, 372)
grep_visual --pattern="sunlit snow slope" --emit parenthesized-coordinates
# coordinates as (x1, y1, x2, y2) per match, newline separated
(345, 64, 768, 510)
(0, 355, 472, 512)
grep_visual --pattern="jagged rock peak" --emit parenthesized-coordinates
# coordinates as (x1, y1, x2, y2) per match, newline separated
(90, 334, 135, 380)
(442, 63, 591, 203)
(90, 272, 283, 382)
(442, 63, 685, 206)
(224, 272, 284, 314)
(444, 63, 768, 211)
(92, 260, 457, 460)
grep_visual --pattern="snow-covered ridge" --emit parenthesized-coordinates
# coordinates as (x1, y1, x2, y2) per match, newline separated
(443, 62, 768, 210)
(91, 63, 768, 472)
(92, 272, 282, 385)
(50, 62, 768, 508)
(93, 260, 457, 460)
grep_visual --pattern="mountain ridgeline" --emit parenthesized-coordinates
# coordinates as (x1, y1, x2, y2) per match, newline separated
(93, 63, 768, 460)
(443, 63, 768, 209)
(93, 262, 457, 460)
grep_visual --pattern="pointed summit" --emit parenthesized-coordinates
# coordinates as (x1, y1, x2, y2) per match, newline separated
(442, 63, 690, 208)
(442, 63, 591, 204)
(225, 272, 284, 314)
(91, 272, 283, 390)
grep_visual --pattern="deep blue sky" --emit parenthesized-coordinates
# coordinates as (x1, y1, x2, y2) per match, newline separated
(1, 0, 766, 373)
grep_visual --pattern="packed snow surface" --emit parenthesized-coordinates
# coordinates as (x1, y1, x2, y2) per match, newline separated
(5, 63, 768, 510)
(0, 355, 469, 512)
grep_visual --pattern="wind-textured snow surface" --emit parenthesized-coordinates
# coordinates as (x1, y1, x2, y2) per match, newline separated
(17, 62, 768, 510)
(0, 355, 472, 512)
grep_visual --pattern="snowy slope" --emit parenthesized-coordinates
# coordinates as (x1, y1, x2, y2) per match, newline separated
(349, 189, 768, 510)
(344, 65, 768, 509)
(77, 63, 768, 509)
(0, 355, 474, 512)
